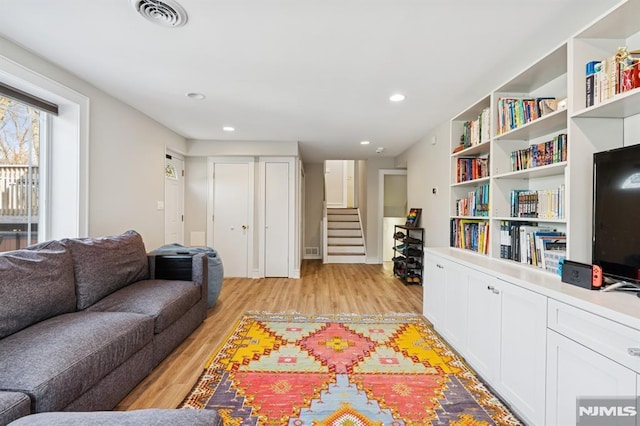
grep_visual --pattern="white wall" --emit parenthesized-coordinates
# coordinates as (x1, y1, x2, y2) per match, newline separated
(365, 157, 397, 263)
(0, 35, 186, 250)
(89, 96, 186, 249)
(183, 139, 300, 243)
(397, 121, 451, 248)
(188, 139, 298, 157)
(184, 156, 209, 246)
(303, 163, 324, 257)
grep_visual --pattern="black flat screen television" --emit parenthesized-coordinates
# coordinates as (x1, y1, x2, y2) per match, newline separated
(593, 144, 640, 285)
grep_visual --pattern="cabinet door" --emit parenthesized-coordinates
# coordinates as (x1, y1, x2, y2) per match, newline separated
(423, 254, 446, 327)
(441, 262, 469, 353)
(497, 281, 547, 426)
(546, 329, 637, 426)
(465, 271, 501, 382)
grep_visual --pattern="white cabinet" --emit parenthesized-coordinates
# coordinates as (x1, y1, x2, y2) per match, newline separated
(441, 262, 468, 352)
(464, 268, 547, 425)
(423, 254, 446, 327)
(424, 252, 547, 425)
(496, 279, 547, 426)
(424, 254, 469, 353)
(546, 299, 640, 425)
(465, 270, 501, 381)
(546, 330, 637, 426)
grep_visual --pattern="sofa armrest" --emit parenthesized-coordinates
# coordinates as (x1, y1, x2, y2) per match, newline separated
(0, 391, 31, 425)
(147, 253, 208, 305)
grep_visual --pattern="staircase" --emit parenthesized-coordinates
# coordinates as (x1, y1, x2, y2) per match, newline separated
(325, 208, 366, 263)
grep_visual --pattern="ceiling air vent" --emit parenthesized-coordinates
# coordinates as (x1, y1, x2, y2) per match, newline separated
(131, 0, 188, 28)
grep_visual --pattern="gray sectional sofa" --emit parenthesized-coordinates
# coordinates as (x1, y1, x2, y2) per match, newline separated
(0, 230, 220, 425)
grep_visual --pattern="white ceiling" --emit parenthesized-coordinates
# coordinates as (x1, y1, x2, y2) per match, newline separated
(0, 0, 623, 162)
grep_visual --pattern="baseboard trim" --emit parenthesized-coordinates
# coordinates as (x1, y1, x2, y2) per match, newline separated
(303, 254, 322, 260)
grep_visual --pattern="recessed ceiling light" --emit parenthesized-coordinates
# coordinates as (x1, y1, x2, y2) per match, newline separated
(360, 140, 370, 145)
(389, 93, 406, 102)
(186, 92, 205, 100)
(223, 126, 235, 132)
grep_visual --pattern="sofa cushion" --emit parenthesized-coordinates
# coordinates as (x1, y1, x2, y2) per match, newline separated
(87, 279, 201, 334)
(7, 408, 223, 426)
(62, 230, 149, 310)
(0, 240, 75, 339)
(0, 311, 153, 413)
(0, 391, 31, 426)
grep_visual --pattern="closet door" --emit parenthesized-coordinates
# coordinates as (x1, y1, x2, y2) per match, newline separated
(208, 157, 254, 278)
(264, 161, 290, 277)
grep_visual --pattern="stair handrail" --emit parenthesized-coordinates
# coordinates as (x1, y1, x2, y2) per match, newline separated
(322, 202, 328, 263)
(356, 207, 366, 258)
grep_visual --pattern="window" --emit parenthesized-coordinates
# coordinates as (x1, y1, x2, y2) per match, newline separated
(0, 95, 47, 251)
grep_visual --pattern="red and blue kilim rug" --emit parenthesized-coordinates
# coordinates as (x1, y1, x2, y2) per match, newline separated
(180, 312, 522, 425)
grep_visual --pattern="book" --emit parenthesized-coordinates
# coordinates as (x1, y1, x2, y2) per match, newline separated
(519, 225, 553, 264)
(585, 61, 599, 107)
(534, 233, 566, 268)
(541, 238, 567, 273)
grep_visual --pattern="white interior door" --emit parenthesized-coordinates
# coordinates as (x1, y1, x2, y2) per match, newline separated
(264, 161, 289, 277)
(211, 160, 252, 277)
(164, 154, 184, 245)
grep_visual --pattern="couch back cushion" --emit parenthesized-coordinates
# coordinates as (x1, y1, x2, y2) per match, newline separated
(63, 230, 149, 310)
(0, 240, 76, 339)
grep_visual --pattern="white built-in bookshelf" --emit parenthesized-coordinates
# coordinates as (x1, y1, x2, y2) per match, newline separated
(448, 0, 640, 274)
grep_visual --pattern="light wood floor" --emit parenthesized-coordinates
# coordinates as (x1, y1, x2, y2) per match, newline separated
(115, 260, 423, 410)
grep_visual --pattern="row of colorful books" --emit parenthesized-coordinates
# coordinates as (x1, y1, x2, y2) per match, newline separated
(499, 221, 565, 273)
(459, 107, 491, 149)
(510, 133, 567, 172)
(586, 47, 640, 108)
(496, 97, 559, 135)
(509, 185, 565, 220)
(455, 156, 489, 183)
(450, 219, 489, 254)
(455, 184, 489, 217)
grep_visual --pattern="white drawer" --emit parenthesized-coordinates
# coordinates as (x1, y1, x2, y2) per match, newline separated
(547, 298, 640, 373)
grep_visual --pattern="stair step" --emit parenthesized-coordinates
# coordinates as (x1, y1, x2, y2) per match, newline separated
(328, 222, 361, 229)
(326, 254, 366, 264)
(328, 237, 363, 245)
(327, 208, 358, 214)
(327, 245, 365, 254)
(328, 229, 361, 237)
(328, 214, 359, 222)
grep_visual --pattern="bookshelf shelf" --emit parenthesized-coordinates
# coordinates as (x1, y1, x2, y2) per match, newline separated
(450, 176, 490, 188)
(493, 162, 567, 180)
(571, 87, 640, 119)
(495, 108, 568, 141)
(452, 215, 490, 220)
(493, 217, 567, 227)
(451, 140, 491, 157)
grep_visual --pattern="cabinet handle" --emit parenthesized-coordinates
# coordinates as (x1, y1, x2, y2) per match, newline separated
(628, 348, 640, 357)
(436, 264, 444, 269)
(487, 285, 500, 295)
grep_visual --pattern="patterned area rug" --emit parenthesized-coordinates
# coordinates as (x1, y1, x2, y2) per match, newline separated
(180, 312, 522, 425)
